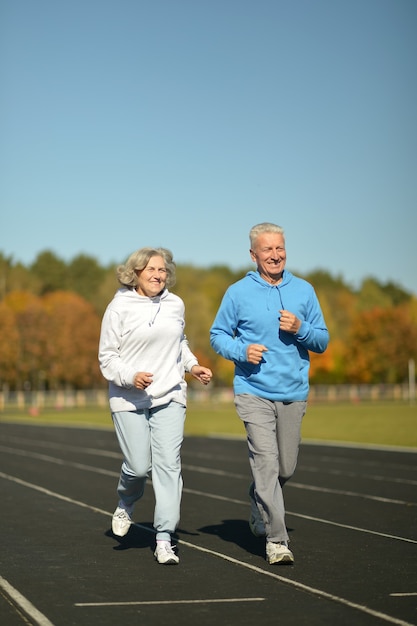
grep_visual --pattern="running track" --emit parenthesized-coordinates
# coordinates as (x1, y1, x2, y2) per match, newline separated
(0, 421, 416, 626)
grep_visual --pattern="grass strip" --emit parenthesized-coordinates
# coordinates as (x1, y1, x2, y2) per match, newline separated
(1, 400, 416, 449)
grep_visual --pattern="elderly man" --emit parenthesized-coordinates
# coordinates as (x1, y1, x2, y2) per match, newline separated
(210, 222, 329, 565)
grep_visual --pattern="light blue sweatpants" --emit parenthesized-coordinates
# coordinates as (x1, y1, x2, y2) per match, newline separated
(112, 401, 186, 542)
(234, 394, 306, 543)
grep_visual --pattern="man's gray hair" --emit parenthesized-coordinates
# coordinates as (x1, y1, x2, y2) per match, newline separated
(249, 223, 285, 248)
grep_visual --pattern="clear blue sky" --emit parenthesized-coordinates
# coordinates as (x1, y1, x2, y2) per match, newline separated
(1, 0, 416, 294)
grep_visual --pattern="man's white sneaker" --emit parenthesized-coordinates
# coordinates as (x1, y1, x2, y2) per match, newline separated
(266, 541, 294, 565)
(154, 541, 179, 565)
(112, 506, 133, 537)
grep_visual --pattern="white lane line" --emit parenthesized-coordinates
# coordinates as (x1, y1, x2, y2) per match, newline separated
(0, 451, 415, 544)
(289, 481, 415, 506)
(285, 510, 417, 545)
(75, 598, 265, 607)
(173, 540, 416, 626)
(0, 435, 122, 459)
(0, 471, 415, 626)
(0, 445, 119, 478)
(183, 463, 417, 490)
(184, 487, 417, 545)
(183, 463, 246, 479)
(1, 444, 416, 507)
(300, 464, 417, 486)
(4, 435, 417, 495)
(0, 575, 55, 626)
(0, 471, 111, 515)
(390, 593, 417, 597)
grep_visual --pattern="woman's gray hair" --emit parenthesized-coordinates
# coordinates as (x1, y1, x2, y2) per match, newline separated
(117, 247, 176, 289)
(249, 222, 285, 248)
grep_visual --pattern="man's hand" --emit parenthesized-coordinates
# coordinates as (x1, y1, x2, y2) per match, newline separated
(279, 310, 301, 334)
(246, 344, 268, 364)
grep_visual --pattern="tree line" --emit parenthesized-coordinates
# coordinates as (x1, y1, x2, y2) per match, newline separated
(0, 250, 416, 391)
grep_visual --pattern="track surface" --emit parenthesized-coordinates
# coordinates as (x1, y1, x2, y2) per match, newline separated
(0, 421, 416, 626)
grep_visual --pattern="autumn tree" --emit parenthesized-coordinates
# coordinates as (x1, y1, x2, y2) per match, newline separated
(1, 249, 416, 389)
(0, 301, 20, 387)
(4, 291, 50, 389)
(175, 264, 248, 386)
(1, 290, 103, 390)
(305, 271, 356, 342)
(344, 305, 417, 383)
(42, 291, 103, 388)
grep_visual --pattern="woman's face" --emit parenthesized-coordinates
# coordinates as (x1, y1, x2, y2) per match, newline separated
(136, 255, 167, 297)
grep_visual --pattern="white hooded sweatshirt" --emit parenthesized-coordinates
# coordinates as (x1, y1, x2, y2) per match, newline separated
(98, 287, 198, 412)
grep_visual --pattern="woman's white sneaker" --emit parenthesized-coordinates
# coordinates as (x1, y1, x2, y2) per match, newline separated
(112, 506, 133, 537)
(266, 541, 294, 565)
(154, 541, 179, 565)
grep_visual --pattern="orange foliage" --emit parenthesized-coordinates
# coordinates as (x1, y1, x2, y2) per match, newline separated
(0, 301, 20, 383)
(309, 343, 334, 378)
(42, 291, 102, 388)
(345, 305, 417, 383)
(0, 290, 103, 389)
(4, 290, 40, 313)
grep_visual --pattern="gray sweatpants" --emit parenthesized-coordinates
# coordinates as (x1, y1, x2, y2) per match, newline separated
(234, 394, 306, 543)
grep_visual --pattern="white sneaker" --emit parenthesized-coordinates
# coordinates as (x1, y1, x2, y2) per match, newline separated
(266, 541, 294, 565)
(154, 541, 179, 565)
(112, 506, 133, 537)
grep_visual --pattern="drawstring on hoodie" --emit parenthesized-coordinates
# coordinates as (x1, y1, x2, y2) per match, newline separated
(149, 298, 161, 326)
(265, 283, 284, 311)
(277, 285, 284, 310)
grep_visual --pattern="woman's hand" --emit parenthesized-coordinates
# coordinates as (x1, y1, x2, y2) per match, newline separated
(133, 371, 153, 389)
(190, 365, 213, 385)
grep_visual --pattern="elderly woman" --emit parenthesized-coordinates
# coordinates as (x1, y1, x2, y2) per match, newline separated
(99, 247, 212, 564)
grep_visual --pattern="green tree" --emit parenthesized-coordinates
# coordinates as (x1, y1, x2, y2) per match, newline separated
(94, 265, 119, 315)
(175, 264, 248, 385)
(0, 254, 39, 297)
(31, 251, 68, 294)
(356, 277, 392, 311)
(67, 254, 107, 305)
(380, 280, 412, 306)
(305, 270, 356, 342)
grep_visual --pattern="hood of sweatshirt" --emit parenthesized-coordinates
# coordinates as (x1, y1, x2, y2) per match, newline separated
(246, 269, 293, 310)
(111, 287, 170, 326)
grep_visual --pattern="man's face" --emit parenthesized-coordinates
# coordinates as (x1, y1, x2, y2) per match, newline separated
(250, 232, 286, 283)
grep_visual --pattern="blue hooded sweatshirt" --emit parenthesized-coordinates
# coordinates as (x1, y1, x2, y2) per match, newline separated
(210, 270, 329, 401)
